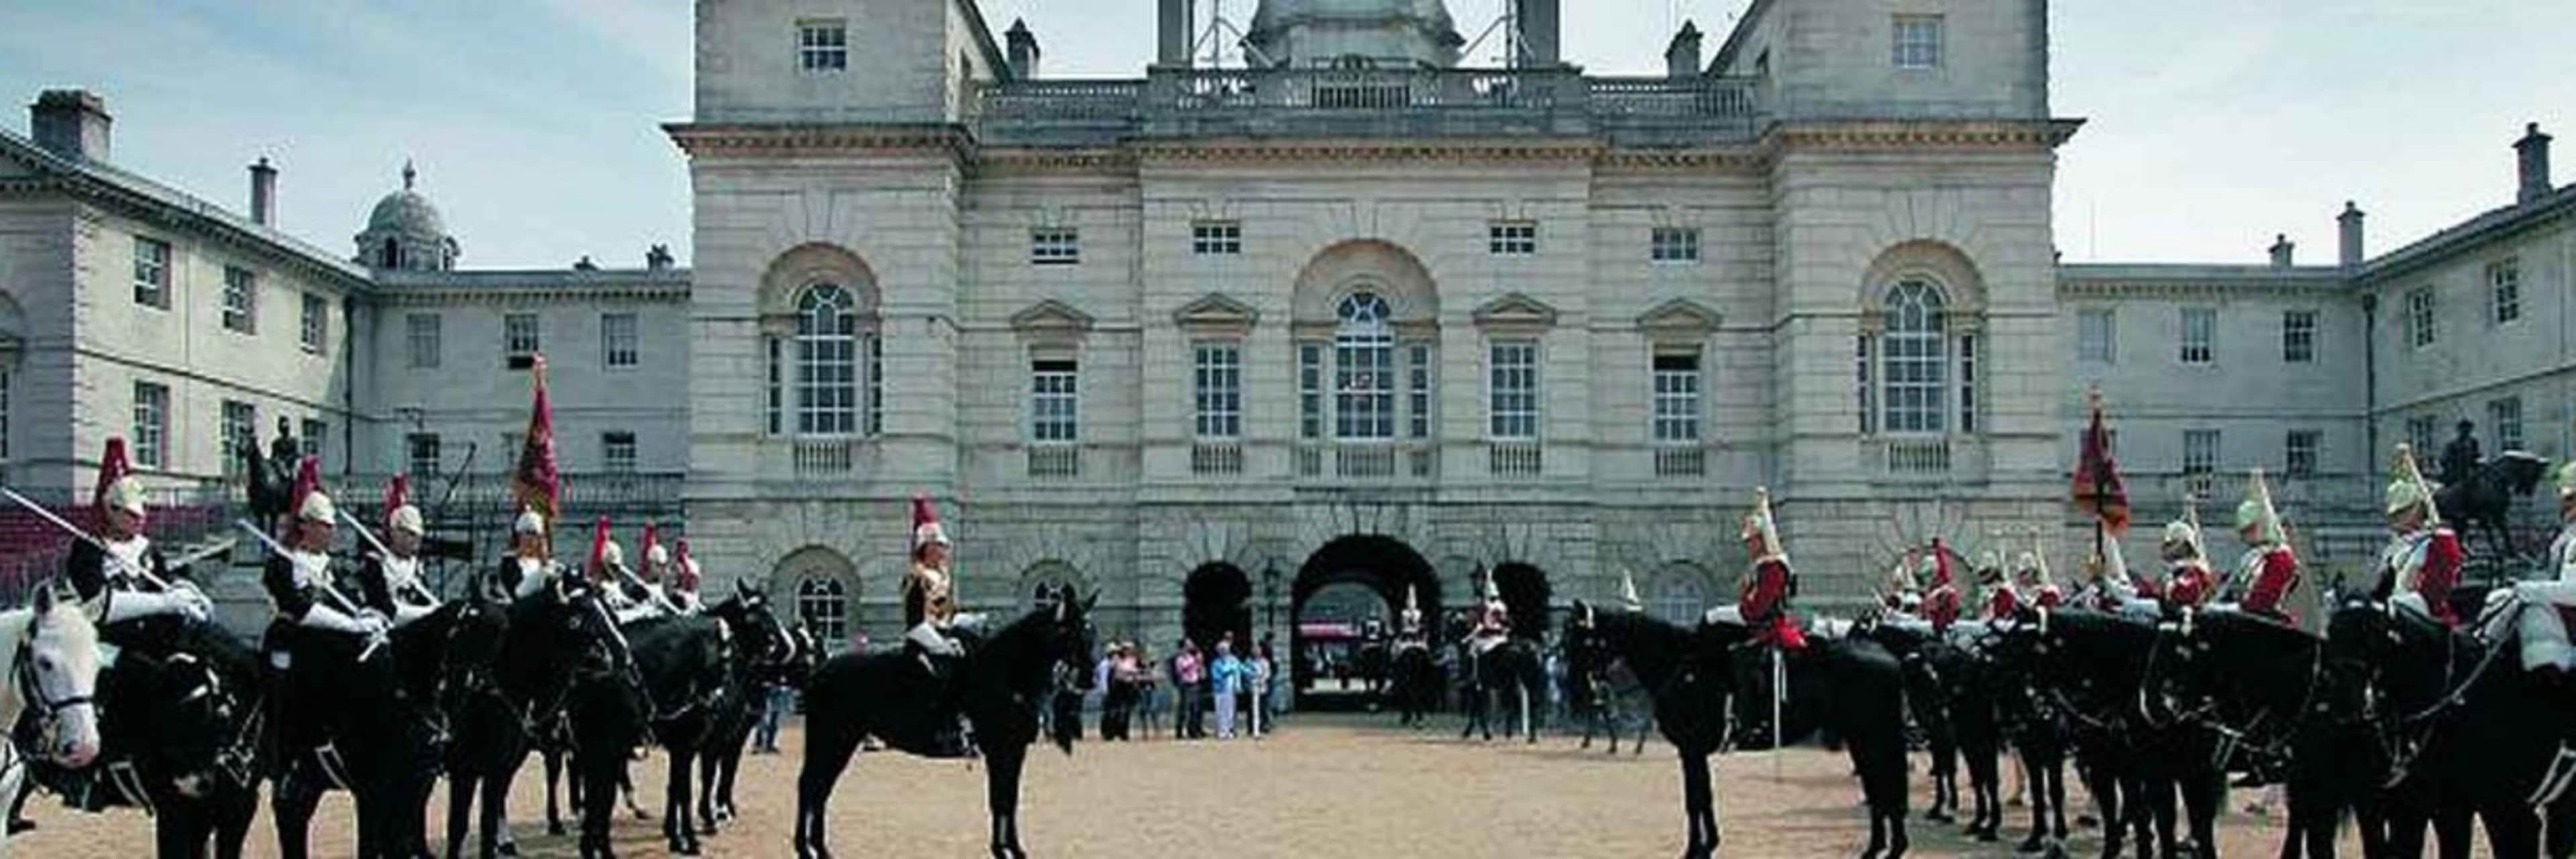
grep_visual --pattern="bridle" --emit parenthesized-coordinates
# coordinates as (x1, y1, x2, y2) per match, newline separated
(12, 617, 96, 738)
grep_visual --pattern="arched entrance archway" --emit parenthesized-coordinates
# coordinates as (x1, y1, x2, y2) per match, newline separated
(1293, 534, 1438, 710)
(1489, 562, 1551, 642)
(1182, 562, 1254, 655)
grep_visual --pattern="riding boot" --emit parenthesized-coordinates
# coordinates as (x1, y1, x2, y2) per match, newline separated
(908, 645, 972, 760)
(1726, 643, 1776, 751)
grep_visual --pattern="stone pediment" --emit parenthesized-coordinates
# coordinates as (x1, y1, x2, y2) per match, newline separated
(1638, 298, 1721, 339)
(1471, 293, 1560, 332)
(1011, 300, 1095, 344)
(1171, 293, 1259, 335)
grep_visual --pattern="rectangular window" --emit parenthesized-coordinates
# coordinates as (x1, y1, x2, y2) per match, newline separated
(2491, 397, 2525, 452)
(221, 401, 256, 480)
(601, 313, 639, 368)
(407, 433, 441, 479)
(131, 381, 168, 468)
(2406, 287, 2437, 348)
(1030, 359, 1079, 442)
(1407, 344, 1433, 440)
(407, 313, 441, 369)
(2182, 429, 2220, 476)
(866, 334, 884, 438)
(1336, 334, 1397, 440)
(1298, 343, 1324, 440)
(1856, 335, 1875, 436)
(1191, 221, 1242, 256)
(798, 19, 848, 72)
(1192, 342, 1243, 440)
(1958, 334, 1979, 434)
(602, 432, 637, 474)
(763, 336, 784, 436)
(1488, 221, 1537, 256)
(2491, 259, 2522, 325)
(1650, 227, 1701, 264)
(1030, 228, 1081, 266)
(505, 313, 541, 368)
(1893, 14, 1945, 69)
(132, 236, 170, 309)
(0, 370, 10, 462)
(222, 266, 258, 334)
(2180, 307, 2216, 364)
(1487, 341, 1539, 440)
(301, 419, 325, 460)
(1653, 351, 1704, 444)
(2282, 310, 2317, 364)
(2407, 415, 2437, 456)
(2286, 430, 2320, 478)
(2077, 309, 2114, 364)
(300, 294, 327, 354)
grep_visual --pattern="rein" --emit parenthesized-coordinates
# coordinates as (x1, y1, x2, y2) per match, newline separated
(2363, 605, 2515, 787)
(11, 624, 94, 726)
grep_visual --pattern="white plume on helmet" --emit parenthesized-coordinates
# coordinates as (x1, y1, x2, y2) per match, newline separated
(389, 505, 425, 536)
(297, 491, 337, 523)
(1618, 568, 1644, 611)
(2236, 468, 2288, 545)
(514, 508, 547, 536)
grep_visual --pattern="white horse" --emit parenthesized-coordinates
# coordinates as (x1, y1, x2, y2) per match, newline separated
(0, 584, 103, 858)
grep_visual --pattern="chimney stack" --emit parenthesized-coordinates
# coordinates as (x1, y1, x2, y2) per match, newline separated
(1157, 0, 1194, 68)
(29, 89, 111, 162)
(1005, 19, 1041, 79)
(2518, 122, 2554, 205)
(2338, 201, 2367, 270)
(2269, 234, 2294, 268)
(1515, 0, 1563, 68)
(249, 157, 278, 226)
(1665, 21, 1704, 81)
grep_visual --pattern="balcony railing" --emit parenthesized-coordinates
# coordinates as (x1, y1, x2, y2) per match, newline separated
(1488, 442, 1542, 478)
(1293, 442, 1438, 485)
(1028, 445, 1083, 481)
(793, 439, 857, 476)
(1191, 442, 1244, 477)
(1654, 446, 1707, 478)
(1883, 438, 1954, 476)
(341, 471, 684, 519)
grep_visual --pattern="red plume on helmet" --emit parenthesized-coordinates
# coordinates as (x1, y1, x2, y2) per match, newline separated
(287, 456, 325, 521)
(673, 540, 700, 592)
(640, 523, 663, 576)
(383, 473, 412, 531)
(586, 517, 612, 583)
(911, 495, 951, 554)
(93, 437, 133, 510)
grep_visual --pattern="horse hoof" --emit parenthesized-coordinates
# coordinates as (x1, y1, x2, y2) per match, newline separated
(546, 823, 567, 838)
(2019, 836, 2046, 854)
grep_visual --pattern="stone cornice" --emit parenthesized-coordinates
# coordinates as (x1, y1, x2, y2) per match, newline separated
(1760, 119, 2085, 154)
(2057, 278, 2351, 301)
(1010, 299, 1097, 345)
(1638, 297, 1723, 339)
(373, 283, 690, 306)
(1472, 293, 1561, 332)
(663, 122, 975, 160)
(0, 157, 372, 293)
(1172, 293, 1260, 336)
(1132, 136, 1607, 165)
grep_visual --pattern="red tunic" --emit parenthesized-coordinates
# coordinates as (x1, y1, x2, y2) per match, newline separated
(2033, 585, 2064, 611)
(2164, 561, 2216, 609)
(2239, 544, 2301, 623)
(2413, 529, 2465, 627)
(1925, 584, 1963, 634)
(1739, 557, 1807, 650)
(1985, 586, 2021, 621)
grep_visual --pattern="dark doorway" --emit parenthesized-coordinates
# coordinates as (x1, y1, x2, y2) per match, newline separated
(1181, 562, 1254, 655)
(1490, 562, 1552, 642)
(1291, 534, 1439, 711)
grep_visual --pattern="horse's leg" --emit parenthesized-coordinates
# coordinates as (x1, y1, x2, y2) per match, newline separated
(2549, 798, 2576, 859)
(1678, 750, 1717, 859)
(2020, 747, 2051, 853)
(480, 771, 514, 859)
(985, 744, 1030, 859)
(622, 768, 649, 821)
(796, 725, 861, 859)
(2090, 764, 2126, 859)
(445, 773, 475, 859)
(663, 745, 692, 856)
(1520, 684, 1535, 744)
(2485, 805, 2541, 859)
(272, 768, 323, 859)
(213, 784, 258, 859)
(542, 748, 567, 838)
(155, 799, 197, 859)
(2431, 806, 2475, 859)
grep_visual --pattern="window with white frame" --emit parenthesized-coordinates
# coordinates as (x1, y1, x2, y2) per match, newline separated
(1878, 280, 1949, 435)
(301, 419, 325, 460)
(2406, 415, 2437, 456)
(407, 433, 441, 479)
(1030, 228, 1081, 266)
(222, 266, 257, 334)
(221, 401, 255, 479)
(1191, 221, 1242, 256)
(299, 294, 327, 354)
(1652, 350, 1703, 444)
(2491, 397, 2524, 452)
(1297, 343, 1324, 440)
(1855, 334, 1874, 435)
(131, 381, 168, 468)
(1893, 15, 1944, 69)
(407, 313, 441, 369)
(1334, 293, 1397, 440)
(2491, 259, 2522, 325)
(2406, 287, 2437, 348)
(601, 313, 639, 368)
(1655, 576, 1705, 627)
(602, 431, 637, 473)
(866, 334, 884, 437)
(133, 237, 170, 309)
(1192, 342, 1242, 440)
(1488, 221, 1537, 256)
(1650, 227, 1701, 264)
(2182, 429, 2219, 477)
(2282, 310, 2316, 363)
(2180, 307, 2216, 364)
(796, 285, 861, 436)
(1407, 343, 1433, 440)
(2077, 309, 2114, 364)
(505, 313, 541, 368)
(1030, 359, 1079, 443)
(1487, 341, 1539, 440)
(2286, 430, 2320, 478)
(764, 337, 784, 436)
(798, 20, 848, 72)
(796, 578, 848, 648)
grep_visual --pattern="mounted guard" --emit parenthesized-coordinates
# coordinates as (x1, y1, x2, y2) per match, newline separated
(902, 495, 974, 757)
(1395, 585, 1428, 652)
(2017, 540, 2063, 611)
(62, 438, 213, 642)
(1977, 548, 2019, 621)
(355, 474, 442, 628)
(499, 507, 561, 600)
(1923, 538, 1964, 635)
(669, 538, 704, 615)
(2214, 468, 2300, 623)
(2160, 504, 2217, 612)
(1881, 548, 1924, 616)
(2378, 444, 2465, 626)
(1721, 487, 1806, 749)
(2513, 460, 2576, 675)
(258, 458, 390, 785)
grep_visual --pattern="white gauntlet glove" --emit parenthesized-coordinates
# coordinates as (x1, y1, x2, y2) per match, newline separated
(2516, 580, 2576, 606)
(303, 602, 387, 637)
(105, 589, 211, 625)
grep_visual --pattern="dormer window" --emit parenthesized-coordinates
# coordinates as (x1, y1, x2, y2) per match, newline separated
(799, 20, 849, 72)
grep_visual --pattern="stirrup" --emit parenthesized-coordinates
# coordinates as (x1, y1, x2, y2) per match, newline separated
(106, 760, 155, 817)
(313, 743, 355, 793)
(2529, 742, 2576, 809)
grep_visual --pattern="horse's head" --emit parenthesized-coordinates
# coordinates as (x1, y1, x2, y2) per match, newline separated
(2503, 451, 2552, 496)
(712, 586, 796, 675)
(441, 597, 512, 683)
(18, 583, 101, 768)
(111, 649, 237, 796)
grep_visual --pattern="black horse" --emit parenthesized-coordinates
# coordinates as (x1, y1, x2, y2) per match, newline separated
(793, 586, 1099, 859)
(1382, 641, 1443, 728)
(2161, 606, 2386, 859)
(1987, 608, 2224, 859)
(1857, 618, 1962, 825)
(378, 597, 511, 859)
(1563, 603, 1911, 859)
(1980, 619, 2076, 856)
(20, 627, 263, 859)
(696, 590, 814, 832)
(1563, 631, 1652, 756)
(1456, 636, 1546, 744)
(1925, 627, 2010, 844)
(440, 577, 622, 859)
(2328, 596, 2572, 859)
(263, 606, 434, 859)
(566, 606, 733, 857)
(2436, 452, 2551, 563)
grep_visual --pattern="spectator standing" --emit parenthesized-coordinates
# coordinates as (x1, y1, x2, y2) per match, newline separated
(756, 683, 794, 753)
(1173, 640, 1207, 740)
(1247, 644, 1277, 737)
(1209, 637, 1247, 740)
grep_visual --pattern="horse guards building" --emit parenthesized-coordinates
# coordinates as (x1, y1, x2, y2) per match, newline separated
(1, 0, 2569, 664)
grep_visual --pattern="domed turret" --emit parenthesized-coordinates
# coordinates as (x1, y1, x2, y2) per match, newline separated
(1244, 0, 1464, 69)
(354, 161, 459, 271)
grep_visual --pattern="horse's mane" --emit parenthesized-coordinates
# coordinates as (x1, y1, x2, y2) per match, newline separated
(1591, 607, 1695, 650)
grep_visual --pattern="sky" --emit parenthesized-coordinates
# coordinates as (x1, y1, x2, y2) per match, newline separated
(0, 0, 2567, 270)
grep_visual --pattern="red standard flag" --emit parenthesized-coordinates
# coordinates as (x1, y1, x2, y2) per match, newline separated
(511, 354, 561, 547)
(2072, 389, 2132, 536)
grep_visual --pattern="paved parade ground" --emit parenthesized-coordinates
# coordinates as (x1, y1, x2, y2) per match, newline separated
(17, 715, 2350, 858)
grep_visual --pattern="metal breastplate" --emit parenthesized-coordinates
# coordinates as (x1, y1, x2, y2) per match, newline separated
(382, 556, 433, 605)
(101, 535, 153, 584)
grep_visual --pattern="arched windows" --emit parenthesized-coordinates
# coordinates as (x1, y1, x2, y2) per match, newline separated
(1860, 277, 1978, 438)
(796, 577, 849, 649)
(765, 279, 881, 440)
(1333, 291, 1397, 440)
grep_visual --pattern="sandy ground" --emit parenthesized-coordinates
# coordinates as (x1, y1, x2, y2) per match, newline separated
(18, 715, 2364, 858)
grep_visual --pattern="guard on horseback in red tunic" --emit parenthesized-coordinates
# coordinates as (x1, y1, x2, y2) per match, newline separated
(1726, 487, 1803, 749)
(2159, 505, 2218, 613)
(1923, 538, 1964, 635)
(2218, 469, 2301, 624)
(669, 538, 705, 615)
(1976, 549, 2019, 622)
(1879, 548, 1924, 617)
(354, 474, 443, 629)
(2377, 444, 2465, 627)
(2014, 539, 2063, 613)
(904, 495, 976, 758)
